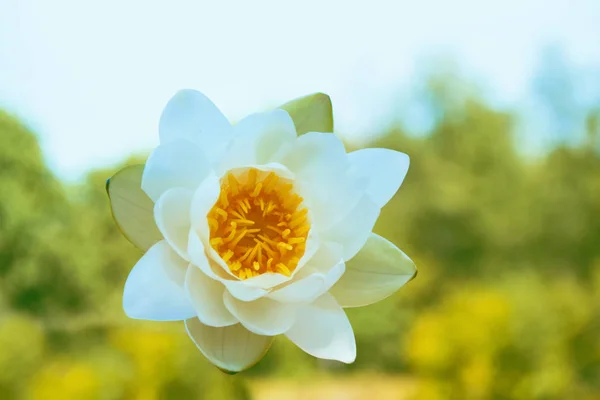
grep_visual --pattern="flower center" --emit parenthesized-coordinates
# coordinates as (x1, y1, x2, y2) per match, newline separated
(207, 168, 310, 280)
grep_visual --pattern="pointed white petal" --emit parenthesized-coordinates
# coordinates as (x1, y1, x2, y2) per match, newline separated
(219, 109, 297, 173)
(348, 148, 409, 207)
(185, 319, 272, 373)
(142, 140, 210, 202)
(123, 241, 195, 321)
(154, 188, 193, 261)
(276, 132, 347, 179)
(286, 293, 356, 363)
(273, 132, 364, 231)
(185, 265, 237, 327)
(321, 193, 380, 260)
(331, 233, 417, 308)
(223, 292, 297, 336)
(107, 165, 162, 251)
(159, 89, 233, 162)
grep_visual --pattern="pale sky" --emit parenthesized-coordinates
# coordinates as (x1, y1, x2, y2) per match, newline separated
(1, 0, 599, 180)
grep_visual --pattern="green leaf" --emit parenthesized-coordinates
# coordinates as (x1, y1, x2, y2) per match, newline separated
(106, 165, 162, 251)
(278, 92, 334, 135)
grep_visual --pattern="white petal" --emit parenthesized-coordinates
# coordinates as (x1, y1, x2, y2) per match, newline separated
(269, 242, 344, 303)
(348, 148, 409, 207)
(330, 233, 417, 308)
(185, 319, 272, 373)
(107, 165, 162, 251)
(123, 241, 196, 321)
(226, 162, 295, 181)
(298, 241, 343, 276)
(308, 174, 366, 233)
(267, 274, 325, 304)
(275, 132, 347, 176)
(223, 280, 269, 302)
(223, 292, 297, 335)
(321, 259, 346, 293)
(219, 109, 297, 173)
(142, 140, 210, 202)
(273, 132, 363, 231)
(159, 89, 233, 163)
(190, 173, 221, 241)
(285, 293, 356, 363)
(321, 193, 380, 260)
(155, 188, 193, 261)
(185, 265, 237, 327)
(236, 273, 289, 289)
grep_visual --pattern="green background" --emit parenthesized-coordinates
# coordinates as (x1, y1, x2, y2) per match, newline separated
(1, 68, 599, 399)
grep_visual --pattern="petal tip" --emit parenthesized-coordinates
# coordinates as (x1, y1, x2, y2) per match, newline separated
(311, 91, 332, 105)
(278, 92, 334, 135)
(408, 264, 418, 283)
(217, 367, 240, 375)
(105, 177, 112, 196)
(339, 354, 357, 364)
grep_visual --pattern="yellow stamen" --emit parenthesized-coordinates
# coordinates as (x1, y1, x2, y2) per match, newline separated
(250, 182, 263, 197)
(222, 249, 234, 262)
(266, 225, 283, 235)
(210, 238, 224, 247)
(207, 168, 310, 279)
(276, 263, 291, 276)
(238, 247, 254, 263)
(233, 218, 255, 226)
(294, 225, 310, 236)
(277, 242, 293, 251)
(231, 261, 242, 271)
(208, 218, 219, 231)
(229, 229, 248, 248)
(215, 208, 228, 220)
(247, 168, 257, 188)
(220, 190, 229, 208)
(228, 174, 239, 195)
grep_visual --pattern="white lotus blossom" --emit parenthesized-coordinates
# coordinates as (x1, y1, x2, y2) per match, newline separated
(107, 90, 416, 373)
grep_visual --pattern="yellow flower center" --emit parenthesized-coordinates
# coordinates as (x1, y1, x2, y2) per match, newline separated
(207, 168, 310, 280)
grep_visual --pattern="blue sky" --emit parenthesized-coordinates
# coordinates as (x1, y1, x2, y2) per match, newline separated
(1, 0, 599, 180)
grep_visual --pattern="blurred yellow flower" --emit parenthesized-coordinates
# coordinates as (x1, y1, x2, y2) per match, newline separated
(29, 360, 98, 400)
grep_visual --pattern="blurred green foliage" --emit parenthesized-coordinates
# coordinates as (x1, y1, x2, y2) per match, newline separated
(0, 70, 599, 399)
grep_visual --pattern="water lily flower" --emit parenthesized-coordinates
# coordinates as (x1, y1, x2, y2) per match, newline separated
(107, 90, 416, 373)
